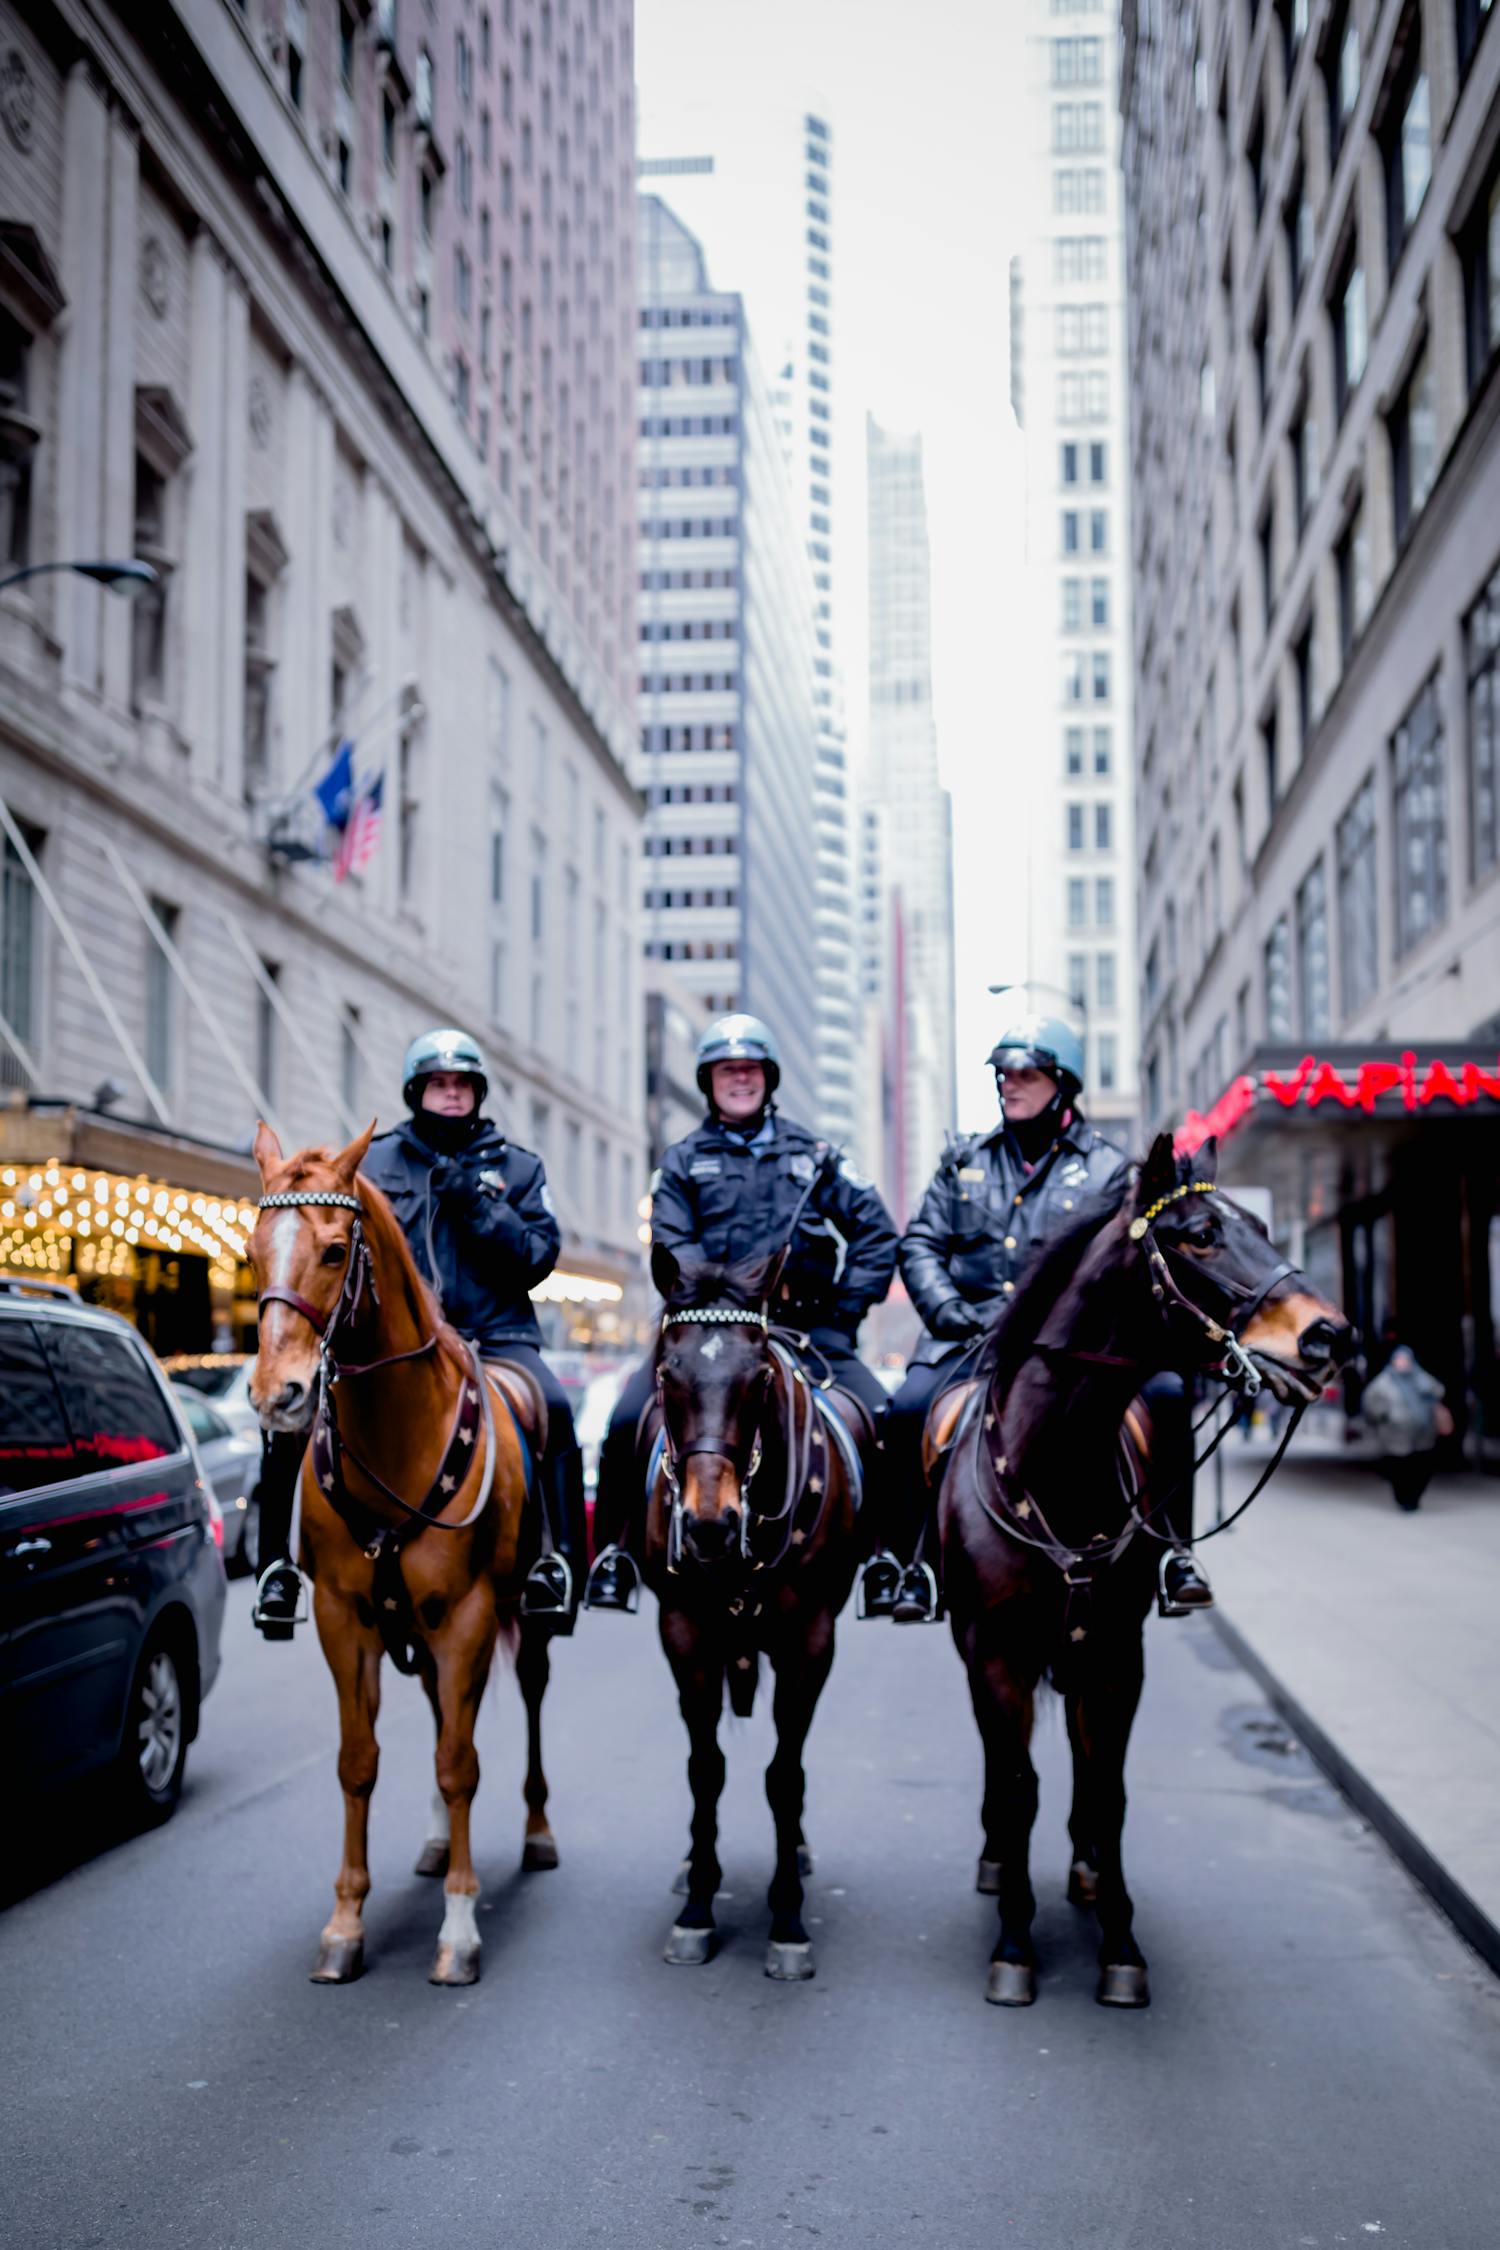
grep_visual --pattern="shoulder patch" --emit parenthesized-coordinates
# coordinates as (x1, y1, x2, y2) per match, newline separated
(648, 1167, 662, 1195)
(838, 1158, 870, 1189)
(539, 1182, 556, 1218)
(689, 1157, 723, 1178)
(789, 1153, 815, 1183)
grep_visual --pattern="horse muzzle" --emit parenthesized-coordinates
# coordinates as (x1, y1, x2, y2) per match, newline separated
(1249, 1314, 1355, 1404)
(680, 1502, 743, 1564)
(254, 1374, 317, 1436)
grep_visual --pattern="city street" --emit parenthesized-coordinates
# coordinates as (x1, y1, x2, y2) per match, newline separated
(5, 1583, 1499, 2250)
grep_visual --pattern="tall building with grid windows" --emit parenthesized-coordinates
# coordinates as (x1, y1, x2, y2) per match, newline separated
(634, 194, 819, 1118)
(1122, 0, 1500, 1441)
(637, 108, 860, 1158)
(1010, 0, 1138, 1140)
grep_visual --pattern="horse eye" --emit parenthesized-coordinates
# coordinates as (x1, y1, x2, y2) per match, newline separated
(321, 1242, 347, 1266)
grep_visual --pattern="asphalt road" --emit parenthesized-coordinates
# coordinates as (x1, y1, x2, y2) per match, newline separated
(5, 1579, 1499, 2250)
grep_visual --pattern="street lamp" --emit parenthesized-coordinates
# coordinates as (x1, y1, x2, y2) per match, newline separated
(987, 977, 1088, 1025)
(0, 557, 159, 597)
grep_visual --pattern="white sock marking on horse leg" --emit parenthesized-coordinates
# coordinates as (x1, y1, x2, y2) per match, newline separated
(426, 1789, 451, 1847)
(438, 1892, 480, 1952)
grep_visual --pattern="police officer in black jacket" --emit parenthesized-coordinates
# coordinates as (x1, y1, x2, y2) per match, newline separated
(250, 1027, 582, 1637)
(864, 1015, 1212, 1624)
(584, 1013, 898, 1613)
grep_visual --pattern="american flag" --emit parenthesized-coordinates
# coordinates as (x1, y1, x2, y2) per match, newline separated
(332, 773, 384, 883)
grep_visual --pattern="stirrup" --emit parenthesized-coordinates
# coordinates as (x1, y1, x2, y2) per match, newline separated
(856, 1550, 902, 1620)
(892, 1560, 940, 1625)
(521, 1552, 574, 1618)
(252, 1559, 308, 1641)
(1157, 1547, 1214, 1619)
(583, 1545, 641, 1615)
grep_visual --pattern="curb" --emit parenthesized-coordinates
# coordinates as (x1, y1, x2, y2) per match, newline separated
(1210, 1608, 1500, 1980)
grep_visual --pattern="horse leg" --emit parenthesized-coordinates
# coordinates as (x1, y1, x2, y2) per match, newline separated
(764, 1624, 835, 1980)
(517, 1621, 559, 1871)
(413, 1669, 450, 1878)
(310, 1588, 382, 1984)
(966, 1639, 1041, 2006)
(663, 1645, 726, 1966)
(1064, 1693, 1099, 1908)
(1072, 1655, 1150, 2007)
(428, 1594, 499, 1988)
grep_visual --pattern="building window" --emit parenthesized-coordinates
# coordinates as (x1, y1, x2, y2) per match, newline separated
(1066, 951, 1089, 1009)
(1090, 577, 1109, 628)
(1263, 708, 1280, 821)
(1295, 623, 1314, 749)
(397, 727, 421, 904)
(1337, 500, 1373, 659)
(1461, 159, 1500, 395)
(243, 570, 275, 799)
(1061, 441, 1079, 485)
(1091, 651, 1110, 702)
(131, 454, 172, 708)
(1067, 802, 1085, 851)
(0, 823, 39, 1086)
(1324, 0, 1360, 162)
(1382, 57, 1431, 274)
(256, 961, 280, 1108)
(1093, 726, 1111, 776)
(1264, 916, 1293, 1038)
(1062, 578, 1083, 632)
(1390, 343, 1438, 542)
(1089, 441, 1107, 484)
(1465, 560, 1500, 883)
(1336, 772, 1379, 1017)
(1391, 673, 1449, 956)
(1292, 394, 1319, 529)
(1094, 802, 1112, 850)
(1295, 858, 1331, 1038)
(1065, 725, 1085, 776)
(340, 1004, 361, 1114)
(1096, 951, 1117, 1009)
(1062, 651, 1086, 703)
(1062, 509, 1080, 553)
(1089, 509, 1108, 554)
(1067, 876, 1087, 928)
(1094, 874, 1115, 926)
(1286, 154, 1314, 306)
(1332, 244, 1367, 416)
(141, 895, 177, 1098)
(1458, 0, 1495, 74)
(1096, 1032, 1117, 1091)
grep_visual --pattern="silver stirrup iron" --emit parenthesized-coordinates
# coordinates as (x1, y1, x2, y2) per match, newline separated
(251, 1561, 310, 1629)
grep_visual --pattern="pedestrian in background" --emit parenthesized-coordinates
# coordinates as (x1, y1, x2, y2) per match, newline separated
(1361, 1342, 1452, 1512)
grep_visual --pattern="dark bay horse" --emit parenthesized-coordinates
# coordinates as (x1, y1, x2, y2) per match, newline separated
(248, 1124, 559, 1988)
(937, 1134, 1352, 2008)
(643, 1251, 866, 1979)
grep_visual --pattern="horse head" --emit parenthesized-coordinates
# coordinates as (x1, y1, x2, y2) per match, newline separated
(651, 1243, 776, 1566)
(1129, 1134, 1354, 1404)
(247, 1120, 375, 1433)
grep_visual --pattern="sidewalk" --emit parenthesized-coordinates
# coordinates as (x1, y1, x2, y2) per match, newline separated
(1203, 1434, 1500, 1972)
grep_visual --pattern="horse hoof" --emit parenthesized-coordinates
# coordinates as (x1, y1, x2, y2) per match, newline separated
(413, 1840, 450, 1879)
(310, 1937, 364, 1984)
(671, 1858, 691, 1896)
(430, 1944, 482, 1987)
(1067, 1860, 1099, 1908)
(521, 1833, 559, 1872)
(796, 1844, 815, 1879)
(663, 1923, 716, 1966)
(1097, 1962, 1150, 2008)
(985, 1960, 1037, 2007)
(765, 1940, 815, 1981)
(976, 1857, 1002, 1896)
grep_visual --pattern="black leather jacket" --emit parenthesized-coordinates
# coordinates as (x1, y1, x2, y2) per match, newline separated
(361, 1117, 560, 1350)
(900, 1113, 1129, 1367)
(650, 1111, 898, 1337)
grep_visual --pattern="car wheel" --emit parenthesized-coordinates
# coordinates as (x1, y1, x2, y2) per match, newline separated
(118, 1634, 188, 1825)
(241, 1496, 261, 1580)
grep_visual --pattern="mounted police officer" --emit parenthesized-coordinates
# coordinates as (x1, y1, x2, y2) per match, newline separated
(862, 1014, 1212, 1624)
(585, 1012, 898, 1613)
(251, 1027, 583, 1638)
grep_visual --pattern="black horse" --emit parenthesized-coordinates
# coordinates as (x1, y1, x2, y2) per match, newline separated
(936, 1134, 1353, 2007)
(641, 1251, 867, 1979)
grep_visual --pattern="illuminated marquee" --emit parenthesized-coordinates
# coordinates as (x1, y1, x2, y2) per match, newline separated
(1176, 1052, 1500, 1153)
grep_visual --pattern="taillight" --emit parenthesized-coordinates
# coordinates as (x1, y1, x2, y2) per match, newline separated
(205, 1490, 225, 1551)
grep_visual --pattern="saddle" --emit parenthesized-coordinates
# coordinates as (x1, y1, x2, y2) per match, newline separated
(482, 1357, 548, 1465)
(919, 1379, 1155, 1485)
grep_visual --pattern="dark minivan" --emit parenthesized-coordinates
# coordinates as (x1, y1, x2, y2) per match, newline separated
(0, 1278, 225, 1822)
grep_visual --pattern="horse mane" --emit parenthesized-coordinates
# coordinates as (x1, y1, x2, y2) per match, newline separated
(981, 1186, 1129, 1398)
(656, 1249, 772, 1315)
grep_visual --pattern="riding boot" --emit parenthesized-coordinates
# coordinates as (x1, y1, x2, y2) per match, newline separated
(583, 1400, 645, 1613)
(1144, 1374, 1214, 1617)
(251, 1429, 310, 1641)
(522, 1443, 581, 1628)
(893, 1486, 942, 1625)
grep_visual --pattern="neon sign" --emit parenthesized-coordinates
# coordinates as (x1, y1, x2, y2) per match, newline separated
(1176, 1052, 1500, 1153)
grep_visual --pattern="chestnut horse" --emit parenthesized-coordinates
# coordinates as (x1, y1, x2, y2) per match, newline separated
(937, 1134, 1352, 2008)
(644, 1251, 866, 1979)
(248, 1124, 558, 1987)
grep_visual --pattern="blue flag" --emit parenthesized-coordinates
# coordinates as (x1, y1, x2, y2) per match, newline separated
(314, 739, 355, 831)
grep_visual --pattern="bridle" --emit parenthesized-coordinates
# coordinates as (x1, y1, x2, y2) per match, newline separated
(256, 1190, 439, 1378)
(972, 1179, 1312, 1592)
(655, 1307, 824, 1581)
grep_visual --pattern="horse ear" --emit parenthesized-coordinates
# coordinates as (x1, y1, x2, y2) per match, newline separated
(334, 1121, 376, 1185)
(252, 1121, 283, 1181)
(1189, 1134, 1218, 1184)
(1134, 1131, 1178, 1212)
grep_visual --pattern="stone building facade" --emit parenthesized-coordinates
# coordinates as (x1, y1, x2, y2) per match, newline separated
(0, 0, 645, 1353)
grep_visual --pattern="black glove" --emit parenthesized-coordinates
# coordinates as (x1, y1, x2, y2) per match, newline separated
(930, 1297, 986, 1342)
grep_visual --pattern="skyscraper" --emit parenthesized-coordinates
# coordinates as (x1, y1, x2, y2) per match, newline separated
(1010, 0, 1138, 1138)
(865, 416, 956, 1219)
(637, 107, 859, 1156)
(635, 194, 820, 1116)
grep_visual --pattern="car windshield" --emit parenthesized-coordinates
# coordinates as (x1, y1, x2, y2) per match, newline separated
(174, 1389, 228, 1443)
(168, 1361, 249, 1399)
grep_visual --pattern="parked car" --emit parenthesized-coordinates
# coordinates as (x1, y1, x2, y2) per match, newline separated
(171, 1384, 263, 1578)
(0, 1278, 226, 1822)
(160, 1352, 260, 1440)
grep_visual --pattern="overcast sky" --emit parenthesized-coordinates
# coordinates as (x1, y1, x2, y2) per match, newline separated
(635, 0, 1045, 1125)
